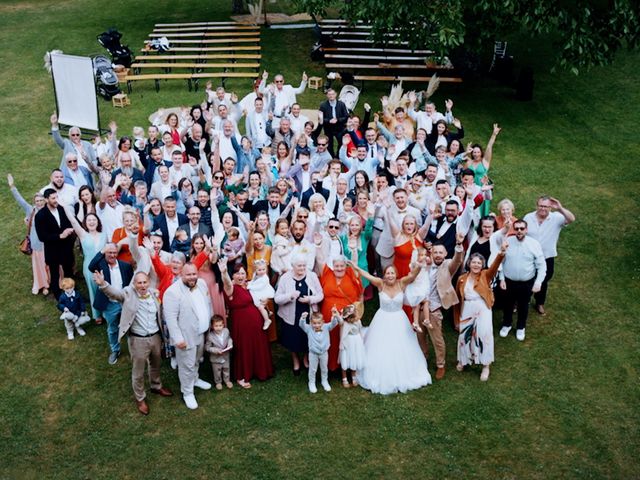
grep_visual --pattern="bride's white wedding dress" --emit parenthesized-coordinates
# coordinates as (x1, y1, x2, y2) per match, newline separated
(358, 291, 432, 394)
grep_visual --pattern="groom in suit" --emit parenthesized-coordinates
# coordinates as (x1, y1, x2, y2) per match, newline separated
(163, 263, 212, 410)
(34, 189, 75, 299)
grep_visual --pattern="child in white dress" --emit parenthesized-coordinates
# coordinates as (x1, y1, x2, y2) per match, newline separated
(404, 247, 432, 333)
(270, 218, 293, 275)
(334, 304, 366, 388)
(247, 259, 275, 330)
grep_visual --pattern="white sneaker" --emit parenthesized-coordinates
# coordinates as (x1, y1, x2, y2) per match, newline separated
(308, 383, 317, 394)
(170, 357, 177, 370)
(321, 381, 331, 392)
(183, 394, 198, 410)
(499, 326, 512, 338)
(516, 329, 526, 341)
(67, 332, 74, 340)
(480, 366, 490, 382)
(194, 378, 212, 390)
(75, 326, 86, 336)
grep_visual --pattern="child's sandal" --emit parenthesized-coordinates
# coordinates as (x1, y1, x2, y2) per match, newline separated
(342, 378, 350, 388)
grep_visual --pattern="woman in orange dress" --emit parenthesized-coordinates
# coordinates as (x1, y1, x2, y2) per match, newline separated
(245, 226, 277, 342)
(319, 257, 363, 371)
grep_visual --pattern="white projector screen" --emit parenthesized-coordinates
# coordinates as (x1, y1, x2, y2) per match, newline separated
(51, 53, 100, 132)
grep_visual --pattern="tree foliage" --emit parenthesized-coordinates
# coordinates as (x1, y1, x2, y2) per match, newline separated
(294, 0, 640, 73)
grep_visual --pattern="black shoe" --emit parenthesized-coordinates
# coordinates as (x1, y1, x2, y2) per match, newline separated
(292, 368, 301, 376)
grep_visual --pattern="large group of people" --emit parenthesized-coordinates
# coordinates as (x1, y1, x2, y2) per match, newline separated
(9, 69, 575, 414)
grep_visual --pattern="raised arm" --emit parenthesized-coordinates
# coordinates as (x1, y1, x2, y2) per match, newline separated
(384, 205, 400, 239)
(549, 197, 576, 225)
(349, 260, 383, 289)
(8, 175, 33, 216)
(217, 259, 234, 297)
(483, 123, 501, 169)
(62, 204, 87, 240)
(399, 264, 421, 288)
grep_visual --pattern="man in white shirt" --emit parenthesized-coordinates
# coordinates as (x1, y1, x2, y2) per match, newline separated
(213, 120, 239, 162)
(163, 263, 212, 410)
(97, 187, 124, 239)
(41, 168, 78, 206)
(168, 150, 197, 188)
(259, 70, 308, 127)
(499, 219, 547, 341)
(286, 103, 309, 135)
(407, 94, 454, 134)
(290, 219, 316, 271)
(315, 218, 344, 269)
(245, 97, 270, 148)
(310, 135, 332, 173)
(523, 196, 575, 315)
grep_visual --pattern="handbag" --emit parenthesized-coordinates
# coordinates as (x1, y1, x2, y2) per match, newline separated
(19, 210, 35, 256)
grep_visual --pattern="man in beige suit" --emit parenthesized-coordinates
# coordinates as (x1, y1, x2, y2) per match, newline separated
(94, 270, 173, 415)
(419, 232, 465, 380)
(163, 263, 212, 410)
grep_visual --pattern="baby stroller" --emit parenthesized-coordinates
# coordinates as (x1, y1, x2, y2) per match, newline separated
(93, 55, 121, 100)
(338, 84, 360, 113)
(97, 28, 133, 67)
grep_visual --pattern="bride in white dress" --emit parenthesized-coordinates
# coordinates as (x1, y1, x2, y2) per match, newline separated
(349, 262, 432, 394)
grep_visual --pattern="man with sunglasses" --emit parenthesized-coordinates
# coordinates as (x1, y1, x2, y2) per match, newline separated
(62, 152, 93, 189)
(309, 135, 332, 173)
(316, 218, 344, 269)
(258, 71, 308, 129)
(523, 196, 575, 315)
(50, 112, 97, 170)
(498, 219, 547, 341)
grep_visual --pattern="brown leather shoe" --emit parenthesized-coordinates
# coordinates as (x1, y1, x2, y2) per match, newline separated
(136, 399, 149, 415)
(150, 387, 173, 397)
(435, 367, 446, 380)
(535, 304, 546, 316)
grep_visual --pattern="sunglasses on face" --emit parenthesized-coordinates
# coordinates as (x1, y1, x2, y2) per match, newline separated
(67, 160, 78, 164)
(214, 176, 224, 180)
(70, 133, 80, 137)
(328, 225, 340, 230)
(317, 143, 327, 147)
(514, 227, 526, 231)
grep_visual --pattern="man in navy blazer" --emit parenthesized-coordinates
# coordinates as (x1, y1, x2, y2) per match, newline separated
(318, 88, 349, 157)
(300, 172, 330, 210)
(152, 197, 188, 252)
(88, 243, 134, 364)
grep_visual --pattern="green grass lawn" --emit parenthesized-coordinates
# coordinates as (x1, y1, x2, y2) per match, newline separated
(0, 1, 638, 479)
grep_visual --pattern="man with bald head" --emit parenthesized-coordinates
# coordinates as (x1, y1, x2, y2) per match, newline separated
(163, 263, 212, 410)
(94, 270, 173, 415)
(183, 122, 211, 161)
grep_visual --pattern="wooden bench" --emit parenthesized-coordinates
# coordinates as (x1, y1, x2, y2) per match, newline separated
(144, 38, 260, 45)
(125, 71, 259, 92)
(323, 47, 433, 55)
(149, 31, 259, 38)
(155, 22, 239, 27)
(153, 25, 259, 33)
(135, 54, 262, 61)
(326, 62, 432, 70)
(140, 46, 261, 53)
(325, 54, 429, 62)
(130, 62, 260, 74)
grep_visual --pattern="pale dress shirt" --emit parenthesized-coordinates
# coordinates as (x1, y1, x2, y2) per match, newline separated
(131, 295, 159, 336)
(97, 202, 124, 239)
(428, 264, 441, 311)
(502, 236, 547, 287)
(189, 287, 211, 334)
(522, 211, 566, 258)
(50, 208, 61, 227)
(166, 215, 179, 244)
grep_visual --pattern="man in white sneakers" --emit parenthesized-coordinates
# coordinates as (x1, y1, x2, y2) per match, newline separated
(499, 219, 547, 341)
(163, 263, 212, 409)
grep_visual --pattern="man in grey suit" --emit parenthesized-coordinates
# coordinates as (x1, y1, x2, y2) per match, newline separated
(163, 263, 212, 410)
(50, 112, 98, 170)
(94, 270, 173, 415)
(375, 188, 422, 271)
